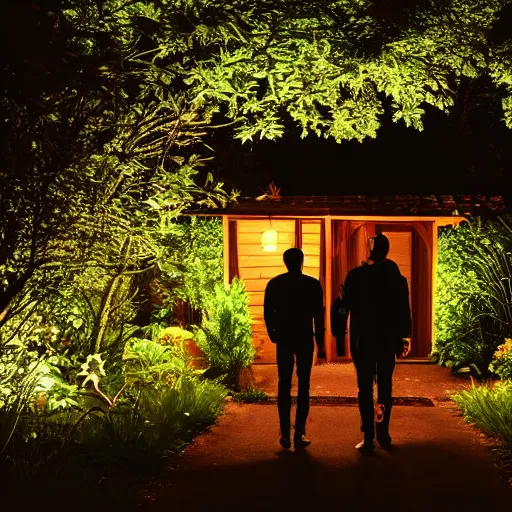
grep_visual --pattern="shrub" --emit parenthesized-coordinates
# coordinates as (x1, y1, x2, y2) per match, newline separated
(433, 216, 512, 374)
(0, 333, 46, 451)
(231, 387, 268, 403)
(136, 376, 227, 451)
(195, 278, 255, 389)
(78, 340, 225, 456)
(453, 381, 512, 450)
(77, 374, 226, 457)
(156, 326, 204, 368)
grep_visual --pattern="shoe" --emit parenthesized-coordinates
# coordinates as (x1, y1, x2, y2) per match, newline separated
(377, 434, 392, 448)
(293, 435, 312, 449)
(279, 437, 291, 449)
(355, 439, 375, 453)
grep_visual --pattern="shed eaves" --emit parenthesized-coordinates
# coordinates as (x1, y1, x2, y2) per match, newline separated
(187, 194, 506, 217)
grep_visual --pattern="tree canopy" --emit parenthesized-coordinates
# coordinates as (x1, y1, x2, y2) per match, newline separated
(110, 0, 512, 141)
(1, 0, 512, 323)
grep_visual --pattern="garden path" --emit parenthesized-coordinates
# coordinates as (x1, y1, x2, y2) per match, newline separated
(141, 364, 512, 512)
(252, 361, 473, 404)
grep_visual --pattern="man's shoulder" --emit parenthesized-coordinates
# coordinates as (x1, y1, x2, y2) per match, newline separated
(266, 272, 321, 291)
(266, 273, 287, 287)
(346, 265, 366, 281)
(382, 258, 401, 273)
(296, 273, 321, 292)
(301, 273, 321, 284)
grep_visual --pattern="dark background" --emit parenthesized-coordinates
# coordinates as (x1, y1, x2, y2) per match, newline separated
(208, 94, 512, 199)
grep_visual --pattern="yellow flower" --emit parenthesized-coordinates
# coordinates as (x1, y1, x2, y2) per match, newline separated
(493, 339, 512, 360)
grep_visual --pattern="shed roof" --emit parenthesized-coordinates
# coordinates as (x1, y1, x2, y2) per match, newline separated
(188, 194, 507, 217)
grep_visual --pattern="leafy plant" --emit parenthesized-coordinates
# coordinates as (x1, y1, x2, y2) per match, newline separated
(231, 387, 268, 403)
(489, 339, 512, 381)
(135, 375, 227, 450)
(453, 381, 512, 450)
(34, 359, 81, 413)
(433, 217, 512, 374)
(141, 217, 223, 338)
(122, 338, 189, 387)
(195, 278, 255, 389)
(0, 346, 43, 452)
(158, 326, 194, 341)
(173, 216, 224, 311)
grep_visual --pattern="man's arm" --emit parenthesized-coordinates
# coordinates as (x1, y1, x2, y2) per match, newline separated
(264, 279, 279, 343)
(341, 270, 354, 311)
(313, 281, 325, 357)
(331, 289, 349, 339)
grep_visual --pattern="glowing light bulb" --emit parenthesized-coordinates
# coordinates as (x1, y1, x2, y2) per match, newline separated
(261, 229, 278, 251)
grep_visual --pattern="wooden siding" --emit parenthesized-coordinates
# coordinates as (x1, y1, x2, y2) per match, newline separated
(301, 221, 321, 280)
(235, 219, 322, 363)
(237, 219, 295, 362)
(228, 216, 436, 363)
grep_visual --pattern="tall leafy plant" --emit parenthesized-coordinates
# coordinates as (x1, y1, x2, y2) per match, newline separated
(434, 216, 512, 374)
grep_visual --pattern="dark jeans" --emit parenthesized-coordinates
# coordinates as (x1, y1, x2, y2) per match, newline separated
(276, 343, 314, 438)
(352, 337, 396, 441)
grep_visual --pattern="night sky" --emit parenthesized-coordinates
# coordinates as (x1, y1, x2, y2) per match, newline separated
(208, 97, 512, 200)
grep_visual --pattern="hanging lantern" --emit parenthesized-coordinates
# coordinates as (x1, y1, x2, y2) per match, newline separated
(261, 229, 278, 252)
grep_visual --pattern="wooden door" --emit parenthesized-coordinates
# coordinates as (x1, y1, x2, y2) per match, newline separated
(380, 226, 414, 353)
(381, 229, 413, 305)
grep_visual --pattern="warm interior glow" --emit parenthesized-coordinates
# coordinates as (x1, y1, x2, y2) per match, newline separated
(261, 229, 278, 251)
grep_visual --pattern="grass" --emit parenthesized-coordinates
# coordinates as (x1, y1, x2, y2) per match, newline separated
(452, 380, 512, 486)
(452, 380, 512, 450)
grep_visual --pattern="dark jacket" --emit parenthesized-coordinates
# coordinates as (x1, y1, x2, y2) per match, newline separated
(342, 259, 411, 351)
(264, 271, 324, 352)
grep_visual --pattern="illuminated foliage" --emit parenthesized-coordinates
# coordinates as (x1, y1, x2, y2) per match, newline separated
(2, 0, 512, 328)
(434, 217, 512, 374)
(115, 0, 512, 142)
(195, 278, 254, 388)
(1, 1, 512, 501)
(453, 381, 512, 450)
(489, 40, 512, 128)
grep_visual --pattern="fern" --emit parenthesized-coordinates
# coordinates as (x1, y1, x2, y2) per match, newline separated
(195, 278, 255, 387)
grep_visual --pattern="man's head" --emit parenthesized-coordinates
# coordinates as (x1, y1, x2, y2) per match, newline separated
(369, 233, 390, 262)
(283, 247, 304, 273)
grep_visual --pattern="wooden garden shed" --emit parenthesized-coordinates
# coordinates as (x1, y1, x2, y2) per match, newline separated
(190, 194, 506, 364)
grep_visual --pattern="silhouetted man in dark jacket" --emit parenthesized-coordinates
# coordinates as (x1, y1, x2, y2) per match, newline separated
(264, 248, 325, 449)
(342, 234, 411, 453)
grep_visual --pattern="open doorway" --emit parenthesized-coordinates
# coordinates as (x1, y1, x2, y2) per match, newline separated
(331, 220, 433, 360)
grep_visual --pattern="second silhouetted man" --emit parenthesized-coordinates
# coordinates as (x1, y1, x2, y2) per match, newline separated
(342, 234, 411, 453)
